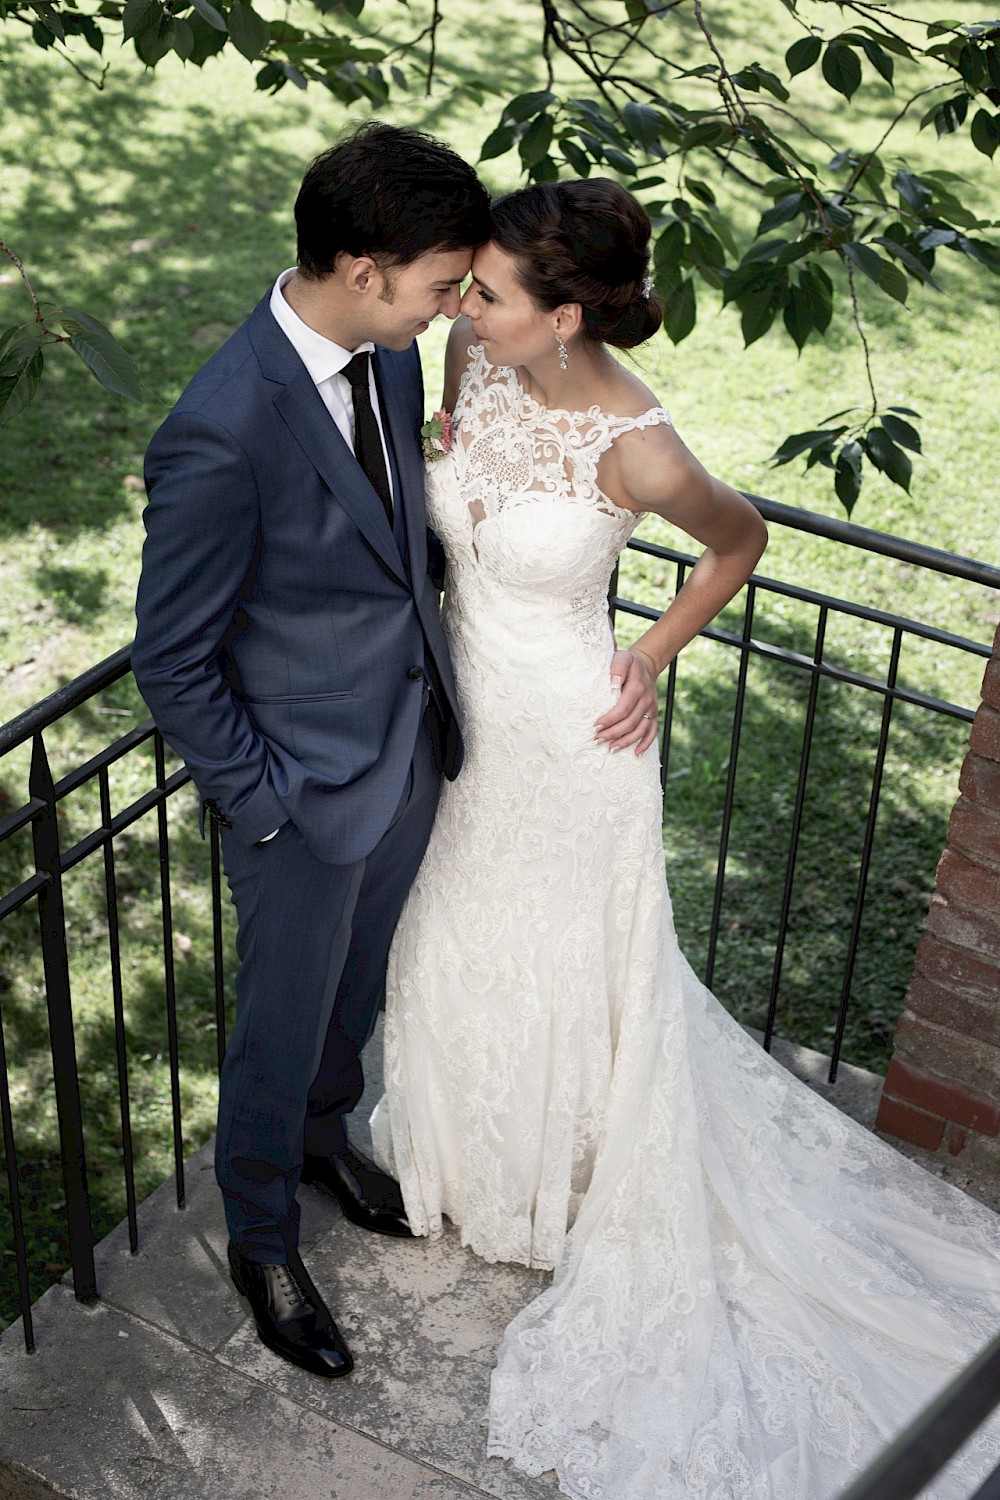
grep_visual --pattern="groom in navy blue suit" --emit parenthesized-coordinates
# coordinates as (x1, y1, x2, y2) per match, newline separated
(133, 124, 490, 1378)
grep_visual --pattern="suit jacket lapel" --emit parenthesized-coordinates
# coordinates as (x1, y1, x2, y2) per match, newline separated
(249, 301, 408, 587)
(374, 349, 428, 587)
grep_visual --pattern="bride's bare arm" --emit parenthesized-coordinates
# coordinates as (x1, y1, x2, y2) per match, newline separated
(595, 421, 767, 756)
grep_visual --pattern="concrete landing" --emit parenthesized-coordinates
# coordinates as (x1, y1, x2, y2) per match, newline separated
(0, 1022, 974, 1499)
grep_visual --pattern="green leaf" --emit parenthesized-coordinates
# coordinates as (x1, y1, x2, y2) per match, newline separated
(122, 0, 162, 40)
(169, 16, 195, 56)
(602, 147, 637, 174)
(684, 177, 716, 207)
(756, 192, 804, 238)
(189, 0, 226, 30)
(738, 62, 790, 101)
(842, 241, 884, 284)
(0, 349, 44, 428)
(255, 59, 287, 91)
(934, 93, 969, 135)
(188, 12, 228, 64)
(894, 170, 932, 214)
(688, 218, 726, 268)
(30, 1, 64, 40)
(518, 113, 553, 170)
(653, 219, 686, 272)
(559, 138, 592, 177)
(663, 277, 696, 344)
(971, 107, 1000, 159)
(772, 427, 847, 465)
(681, 120, 730, 150)
(822, 41, 863, 100)
(742, 236, 793, 266)
(60, 307, 143, 403)
(834, 439, 863, 514)
(228, 0, 269, 60)
(745, 134, 789, 176)
(786, 34, 822, 75)
(740, 281, 781, 346)
(135, 17, 172, 65)
(796, 264, 833, 334)
(503, 90, 555, 124)
(878, 260, 908, 303)
(881, 413, 922, 451)
(863, 426, 912, 491)
(0, 322, 46, 377)
(31, 19, 56, 46)
(479, 122, 516, 162)
(859, 37, 894, 85)
(622, 102, 662, 146)
(782, 285, 812, 350)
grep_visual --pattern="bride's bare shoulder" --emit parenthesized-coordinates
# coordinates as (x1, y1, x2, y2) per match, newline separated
(604, 360, 665, 419)
(443, 317, 482, 411)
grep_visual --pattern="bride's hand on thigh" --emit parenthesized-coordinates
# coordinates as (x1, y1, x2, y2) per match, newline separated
(595, 649, 659, 756)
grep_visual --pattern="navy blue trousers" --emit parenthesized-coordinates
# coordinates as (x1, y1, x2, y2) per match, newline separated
(215, 718, 440, 1262)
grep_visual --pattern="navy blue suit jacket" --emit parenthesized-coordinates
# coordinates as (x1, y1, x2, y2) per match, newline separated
(133, 294, 462, 865)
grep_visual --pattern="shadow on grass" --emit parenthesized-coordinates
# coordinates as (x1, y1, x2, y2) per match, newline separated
(0, 53, 306, 549)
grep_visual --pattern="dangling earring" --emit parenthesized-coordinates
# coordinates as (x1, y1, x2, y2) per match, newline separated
(556, 333, 568, 371)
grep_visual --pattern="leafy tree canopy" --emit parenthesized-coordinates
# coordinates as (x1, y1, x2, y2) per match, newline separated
(1, 0, 998, 514)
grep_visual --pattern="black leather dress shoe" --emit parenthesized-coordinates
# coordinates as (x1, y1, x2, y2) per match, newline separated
(228, 1241, 354, 1379)
(301, 1141, 413, 1238)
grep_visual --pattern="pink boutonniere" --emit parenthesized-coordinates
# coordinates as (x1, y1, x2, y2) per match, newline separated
(420, 408, 454, 462)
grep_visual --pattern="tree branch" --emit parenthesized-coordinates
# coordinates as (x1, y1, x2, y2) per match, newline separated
(0, 237, 43, 324)
(846, 263, 879, 419)
(425, 0, 442, 95)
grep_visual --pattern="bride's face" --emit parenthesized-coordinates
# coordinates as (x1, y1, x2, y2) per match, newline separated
(461, 243, 559, 368)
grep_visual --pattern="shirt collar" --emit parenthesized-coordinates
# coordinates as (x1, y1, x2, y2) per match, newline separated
(269, 267, 375, 387)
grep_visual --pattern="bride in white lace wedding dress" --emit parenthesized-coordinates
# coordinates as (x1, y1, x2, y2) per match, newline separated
(371, 180, 1000, 1500)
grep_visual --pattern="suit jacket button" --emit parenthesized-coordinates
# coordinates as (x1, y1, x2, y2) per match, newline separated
(407, 666, 425, 682)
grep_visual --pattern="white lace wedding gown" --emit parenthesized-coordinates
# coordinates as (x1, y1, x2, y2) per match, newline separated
(370, 345, 1000, 1500)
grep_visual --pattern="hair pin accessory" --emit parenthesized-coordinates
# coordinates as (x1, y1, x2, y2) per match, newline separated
(642, 274, 654, 299)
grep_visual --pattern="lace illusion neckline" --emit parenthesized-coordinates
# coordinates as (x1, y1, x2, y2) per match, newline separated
(506, 361, 669, 429)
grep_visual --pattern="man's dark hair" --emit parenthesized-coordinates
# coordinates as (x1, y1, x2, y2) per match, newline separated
(295, 122, 491, 277)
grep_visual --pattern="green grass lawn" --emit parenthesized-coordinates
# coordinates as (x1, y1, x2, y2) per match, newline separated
(0, 0, 998, 1331)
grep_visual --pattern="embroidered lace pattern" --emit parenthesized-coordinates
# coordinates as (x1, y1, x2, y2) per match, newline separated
(370, 345, 1000, 1500)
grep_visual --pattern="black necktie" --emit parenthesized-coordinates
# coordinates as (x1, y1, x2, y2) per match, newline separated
(342, 351, 392, 526)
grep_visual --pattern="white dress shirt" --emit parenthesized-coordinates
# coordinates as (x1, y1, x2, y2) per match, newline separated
(268, 267, 394, 501)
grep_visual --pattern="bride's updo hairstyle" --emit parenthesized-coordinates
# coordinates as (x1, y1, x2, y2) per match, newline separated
(489, 179, 662, 350)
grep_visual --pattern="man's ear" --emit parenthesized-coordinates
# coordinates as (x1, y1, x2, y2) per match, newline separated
(553, 302, 583, 341)
(342, 254, 380, 296)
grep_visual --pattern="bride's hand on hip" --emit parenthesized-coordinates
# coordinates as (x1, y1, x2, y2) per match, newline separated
(595, 649, 659, 756)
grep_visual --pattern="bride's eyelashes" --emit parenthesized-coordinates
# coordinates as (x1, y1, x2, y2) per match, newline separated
(474, 284, 496, 304)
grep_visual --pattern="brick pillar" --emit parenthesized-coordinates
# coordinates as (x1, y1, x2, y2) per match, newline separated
(876, 622, 1000, 1171)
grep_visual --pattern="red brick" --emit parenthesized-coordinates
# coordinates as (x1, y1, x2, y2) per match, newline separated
(905, 969, 1000, 1044)
(971, 705, 1000, 763)
(947, 1124, 967, 1156)
(993, 622, 1000, 656)
(882, 1050, 1000, 1133)
(983, 656, 1000, 712)
(936, 847, 1000, 917)
(914, 931, 1000, 1005)
(876, 1092, 945, 1151)
(961, 751, 1000, 811)
(926, 893, 1000, 961)
(893, 1008, 1000, 1101)
(947, 797, 1000, 869)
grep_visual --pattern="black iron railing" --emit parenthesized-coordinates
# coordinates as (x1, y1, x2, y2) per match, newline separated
(835, 1328, 1000, 1500)
(1, 497, 997, 1384)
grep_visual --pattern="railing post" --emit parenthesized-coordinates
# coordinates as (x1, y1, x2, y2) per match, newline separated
(29, 732, 97, 1304)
